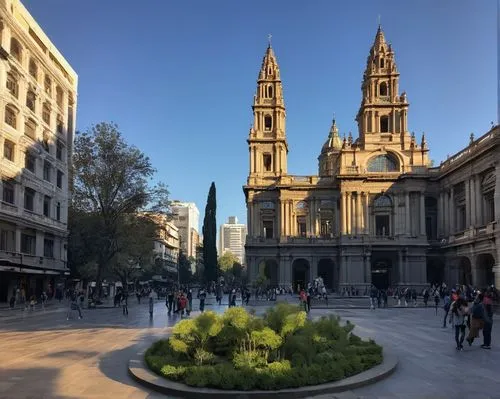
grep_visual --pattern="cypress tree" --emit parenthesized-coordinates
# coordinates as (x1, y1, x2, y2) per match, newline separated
(202, 182, 218, 283)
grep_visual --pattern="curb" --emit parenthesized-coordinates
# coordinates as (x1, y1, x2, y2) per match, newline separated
(128, 350, 398, 399)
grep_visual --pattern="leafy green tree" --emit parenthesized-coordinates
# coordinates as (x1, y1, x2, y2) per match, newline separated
(202, 182, 218, 283)
(70, 122, 169, 296)
(218, 251, 239, 272)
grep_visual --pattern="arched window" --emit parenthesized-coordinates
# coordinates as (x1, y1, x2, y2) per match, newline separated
(42, 102, 51, 125)
(379, 82, 388, 96)
(367, 154, 399, 173)
(4, 105, 17, 128)
(268, 67, 272, 76)
(44, 75, 52, 95)
(264, 115, 272, 131)
(263, 153, 272, 172)
(380, 115, 389, 132)
(267, 86, 273, 98)
(374, 195, 392, 207)
(29, 59, 38, 79)
(380, 58, 385, 68)
(26, 90, 36, 112)
(56, 114, 64, 134)
(10, 38, 22, 63)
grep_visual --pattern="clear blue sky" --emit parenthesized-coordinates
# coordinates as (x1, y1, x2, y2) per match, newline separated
(24, 0, 497, 233)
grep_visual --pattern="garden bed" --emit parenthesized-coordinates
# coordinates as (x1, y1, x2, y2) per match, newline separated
(145, 304, 383, 391)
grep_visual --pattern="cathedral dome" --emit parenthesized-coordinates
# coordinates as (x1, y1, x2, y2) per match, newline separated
(321, 118, 342, 154)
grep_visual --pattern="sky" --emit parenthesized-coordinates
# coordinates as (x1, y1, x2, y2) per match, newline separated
(23, 0, 498, 234)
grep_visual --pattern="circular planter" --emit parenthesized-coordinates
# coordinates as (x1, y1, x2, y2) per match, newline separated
(128, 350, 398, 399)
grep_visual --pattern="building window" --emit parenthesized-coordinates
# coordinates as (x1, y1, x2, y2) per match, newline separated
(56, 140, 63, 160)
(3, 140, 14, 161)
(29, 59, 38, 79)
(56, 86, 63, 107)
(21, 232, 36, 255)
(481, 172, 495, 224)
(24, 188, 35, 211)
(42, 132, 50, 152)
(367, 154, 398, 172)
(380, 58, 385, 68)
(2, 180, 15, 204)
(43, 195, 51, 217)
(56, 202, 61, 221)
(379, 82, 388, 96)
(44, 75, 52, 95)
(263, 153, 272, 171)
(263, 220, 274, 239)
(44, 238, 54, 258)
(6, 72, 18, 98)
(267, 86, 273, 98)
(42, 103, 51, 125)
(25, 152, 36, 173)
(43, 161, 51, 182)
(26, 90, 36, 112)
(10, 38, 22, 63)
(375, 215, 390, 236)
(264, 115, 272, 131)
(0, 229, 15, 252)
(4, 106, 17, 128)
(57, 170, 63, 188)
(24, 119, 36, 140)
(297, 216, 307, 237)
(56, 115, 64, 135)
(380, 115, 389, 132)
(373, 195, 392, 236)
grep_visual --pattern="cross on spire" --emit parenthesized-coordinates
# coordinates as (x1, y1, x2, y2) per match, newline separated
(268, 33, 272, 46)
(377, 14, 381, 27)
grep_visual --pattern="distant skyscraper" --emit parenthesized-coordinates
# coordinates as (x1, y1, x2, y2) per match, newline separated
(170, 201, 199, 259)
(219, 217, 247, 265)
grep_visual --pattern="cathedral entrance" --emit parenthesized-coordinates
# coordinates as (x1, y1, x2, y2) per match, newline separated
(475, 253, 495, 287)
(258, 259, 279, 286)
(292, 258, 310, 292)
(371, 258, 393, 289)
(317, 258, 335, 290)
(426, 257, 445, 285)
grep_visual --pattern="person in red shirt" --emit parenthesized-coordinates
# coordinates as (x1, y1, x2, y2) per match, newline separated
(178, 293, 187, 318)
(299, 289, 307, 312)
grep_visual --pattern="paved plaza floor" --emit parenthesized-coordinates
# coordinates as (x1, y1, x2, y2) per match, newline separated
(0, 297, 498, 399)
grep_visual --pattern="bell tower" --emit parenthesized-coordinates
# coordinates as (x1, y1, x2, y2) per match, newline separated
(356, 26, 412, 151)
(248, 38, 288, 177)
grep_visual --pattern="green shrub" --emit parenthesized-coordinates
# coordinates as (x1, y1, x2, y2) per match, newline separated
(145, 305, 383, 391)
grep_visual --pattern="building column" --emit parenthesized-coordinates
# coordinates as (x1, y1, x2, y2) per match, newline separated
(495, 162, 500, 222)
(312, 257, 318, 280)
(359, 192, 365, 234)
(279, 256, 286, 286)
(449, 187, 455, 233)
(420, 192, 426, 236)
(398, 250, 404, 284)
(280, 201, 284, 237)
(346, 192, 352, 235)
(469, 177, 476, 226)
(36, 231, 44, 257)
(364, 193, 370, 234)
(475, 174, 483, 225)
(289, 201, 294, 236)
(437, 193, 443, 236)
(341, 192, 346, 234)
(405, 252, 410, 284)
(465, 179, 471, 228)
(405, 192, 410, 236)
(277, 200, 282, 239)
(356, 192, 362, 235)
(364, 253, 371, 284)
(15, 227, 21, 253)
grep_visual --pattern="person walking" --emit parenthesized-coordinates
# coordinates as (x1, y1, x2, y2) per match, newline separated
(67, 292, 83, 320)
(442, 292, 451, 327)
(122, 292, 129, 316)
(148, 291, 154, 318)
(466, 293, 485, 347)
(186, 289, 193, 316)
(166, 289, 174, 315)
(369, 285, 377, 310)
(198, 288, 206, 312)
(299, 289, 307, 312)
(481, 289, 494, 349)
(449, 297, 469, 350)
(423, 288, 429, 307)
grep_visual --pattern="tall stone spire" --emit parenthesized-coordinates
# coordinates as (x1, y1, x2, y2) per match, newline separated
(248, 39, 288, 176)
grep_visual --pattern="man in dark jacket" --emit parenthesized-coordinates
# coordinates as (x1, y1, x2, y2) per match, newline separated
(481, 288, 494, 349)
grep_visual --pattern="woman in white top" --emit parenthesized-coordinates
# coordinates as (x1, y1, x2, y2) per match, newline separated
(449, 297, 469, 351)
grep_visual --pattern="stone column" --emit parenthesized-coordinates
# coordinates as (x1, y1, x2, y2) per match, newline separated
(364, 193, 369, 234)
(277, 200, 282, 239)
(469, 177, 476, 226)
(465, 179, 471, 228)
(405, 192, 411, 236)
(346, 192, 352, 235)
(405, 252, 410, 284)
(36, 231, 44, 257)
(420, 192, 426, 236)
(279, 256, 286, 286)
(475, 174, 483, 225)
(495, 162, 500, 222)
(341, 192, 346, 234)
(248, 201, 253, 237)
(437, 193, 443, 236)
(360, 193, 365, 234)
(364, 253, 371, 284)
(15, 227, 21, 253)
(449, 187, 455, 233)
(280, 201, 285, 237)
(444, 190, 449, 236)
(288, 200, 294, 236)
(355, 192, 362, 235)
(312, 258, 318, 280)
(398, 250, 404, 284)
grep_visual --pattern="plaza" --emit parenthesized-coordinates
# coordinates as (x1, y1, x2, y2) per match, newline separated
(0, 297, 498, 399)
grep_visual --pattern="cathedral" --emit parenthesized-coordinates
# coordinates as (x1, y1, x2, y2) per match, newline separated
(243, 27, 500, 292)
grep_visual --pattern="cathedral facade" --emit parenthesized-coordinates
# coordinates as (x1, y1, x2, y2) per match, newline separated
(243, 27, 500, 292)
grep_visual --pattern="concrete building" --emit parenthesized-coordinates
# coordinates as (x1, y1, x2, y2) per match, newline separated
(219, 216, 247, 265)
(148, 213, 180, 280)
(243, 27, 499, 292)
(0, 0, 78, 302)
(170, 201, 199, 259)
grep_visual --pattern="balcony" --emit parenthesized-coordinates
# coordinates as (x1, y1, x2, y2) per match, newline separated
(0, 249, 66, 272)
(1, 201, 17, 213)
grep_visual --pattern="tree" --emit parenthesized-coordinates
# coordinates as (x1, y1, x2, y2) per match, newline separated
(178, 251, 193, 285)
(202, 182, 218, 283)
(70, 122, 169, 297)
(218, 251, 240, 273)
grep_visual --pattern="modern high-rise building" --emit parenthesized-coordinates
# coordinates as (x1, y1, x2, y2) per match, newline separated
(219, 216, 247, 265)
(170, 201, 199, 259)
(243, 27, 499, 291)
(0, 0, 78, 302)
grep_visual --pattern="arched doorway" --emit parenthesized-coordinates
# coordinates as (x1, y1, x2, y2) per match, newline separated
(317, 258, 335, 290)
(426, 257, 445, 285)
(292, 258, 310, 292)
(475, 253, 495, 288)
(258, 259, 279, 286)
(458, 257, 472, 286)
(371, 258, 392, 289)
